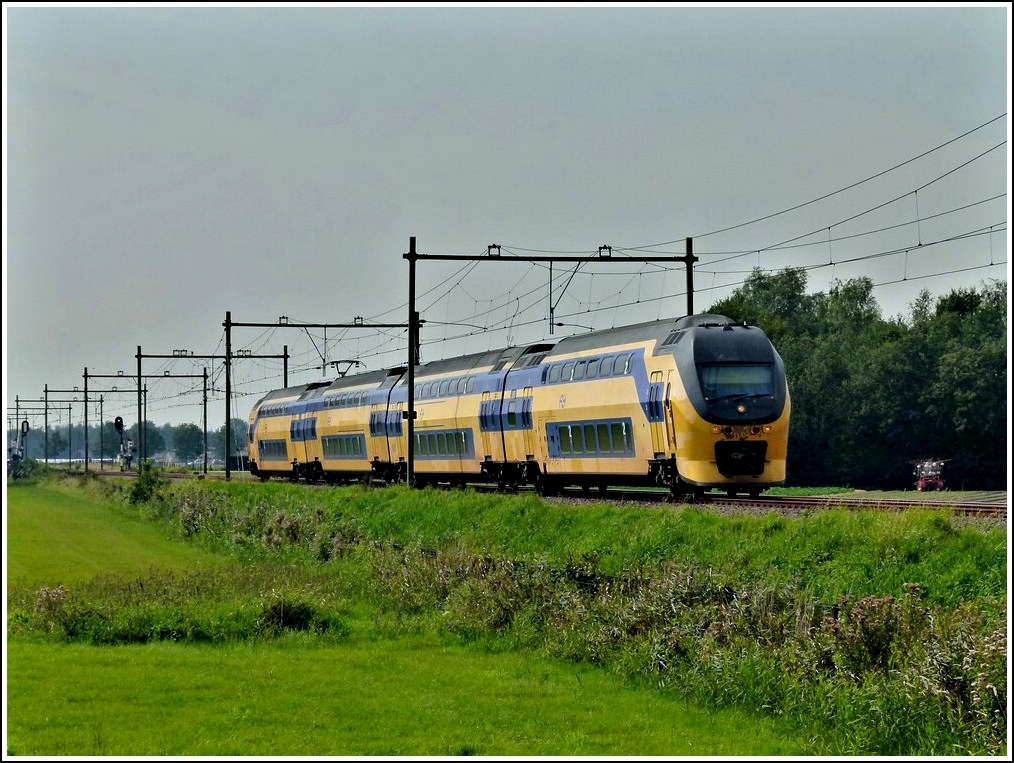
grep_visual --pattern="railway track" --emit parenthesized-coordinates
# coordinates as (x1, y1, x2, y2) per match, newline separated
(580, 489, 1007, 519)
(78, 468, 1006, 519)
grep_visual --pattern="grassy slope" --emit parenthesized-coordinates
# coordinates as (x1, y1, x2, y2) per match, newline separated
(4, 480, 806, 756)
(5, 481, 223, 585)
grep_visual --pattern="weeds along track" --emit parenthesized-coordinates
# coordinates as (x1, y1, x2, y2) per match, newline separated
(83, 468, 1006, 521)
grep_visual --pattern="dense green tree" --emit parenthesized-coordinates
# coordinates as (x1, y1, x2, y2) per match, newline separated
(127, 421, 165, 459)
(159, 422, 175, 454)
(173, 423, 205, 463)
(46, 428, 68, 460)
(209, 418, 248, 461)
(98, 421, 123, 458)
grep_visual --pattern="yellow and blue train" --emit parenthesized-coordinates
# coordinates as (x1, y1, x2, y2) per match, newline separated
(246, 313, 790, 497)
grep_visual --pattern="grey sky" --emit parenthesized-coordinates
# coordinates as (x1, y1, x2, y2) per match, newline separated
(4, 3, 1010, 432)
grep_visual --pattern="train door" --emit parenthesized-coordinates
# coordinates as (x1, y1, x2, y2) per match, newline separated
(664, 371, 677, 457)
(522, 386, 535, 457)
(649, 371, 666, 457)
(388, 401, 405, 464)
(369, 401, 390, 463)
(292, 412, 309, 467)
(480, 391, 494, 457)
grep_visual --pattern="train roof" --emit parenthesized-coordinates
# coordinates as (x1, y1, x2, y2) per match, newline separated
(412, 348, 506, 377)
(546, 313, 735, 356)
(322, 368, 400, 393)
(250, 314, 743, 410)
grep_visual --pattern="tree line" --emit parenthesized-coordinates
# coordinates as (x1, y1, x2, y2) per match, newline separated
(10, 418, 248, 466)
(710, 270, 1007, 490)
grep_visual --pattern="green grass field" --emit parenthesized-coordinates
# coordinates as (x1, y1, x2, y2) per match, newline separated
(5, 479, 806, 756)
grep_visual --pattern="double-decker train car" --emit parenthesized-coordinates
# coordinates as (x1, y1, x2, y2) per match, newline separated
(246, 313, 790, 496)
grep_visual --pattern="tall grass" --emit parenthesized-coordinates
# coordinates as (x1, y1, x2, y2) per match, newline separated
(7, 471, 1007, 755)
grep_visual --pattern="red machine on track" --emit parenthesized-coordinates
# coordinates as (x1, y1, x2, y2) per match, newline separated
(913, 459, 949, 491)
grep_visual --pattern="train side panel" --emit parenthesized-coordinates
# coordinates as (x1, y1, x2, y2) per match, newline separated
(317, 386, 373, 483)
(247, 386, 312, 480)
(534, 344, 656, 487)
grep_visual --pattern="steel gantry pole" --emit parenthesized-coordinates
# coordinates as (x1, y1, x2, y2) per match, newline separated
(405, 236, 418, 487)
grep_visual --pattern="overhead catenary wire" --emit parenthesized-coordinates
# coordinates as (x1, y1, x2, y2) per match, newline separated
(32, 116, 1004, 424)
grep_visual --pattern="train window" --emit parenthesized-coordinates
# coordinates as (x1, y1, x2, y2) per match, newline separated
(611, 422, 626, 453)
(586, 359, 598, 379)
(439, 380, 450, 397)
(698, 363, 774, 400)
(559, 426, 572, 455)
(506, 400, 517, 427)
(436, 434, 446, 456)
(573, 362, 586, 380)
(466, 376, 475, 394)
(455, 378, 466, 394)
(598, 357, 612, 377)
(613, 354, 630, 376)
(584, 424, 597, 452)
(548, 365, 562, 383)
(562, 362, 575, 380)
(427, 434, 437, 455)
(597, 423, 610, 452)
(571, 425, 585, 454)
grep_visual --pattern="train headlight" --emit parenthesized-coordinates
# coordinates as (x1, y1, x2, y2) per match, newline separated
(711, 425, 722, 434)
(737, 404, 746, 414)
(762, 425, 772, 433)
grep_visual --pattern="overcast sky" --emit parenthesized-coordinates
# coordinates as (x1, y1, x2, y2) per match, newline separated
(3, 3, 1010, 434)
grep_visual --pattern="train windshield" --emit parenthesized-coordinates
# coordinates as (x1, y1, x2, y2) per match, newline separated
(698, 363, 775, 401)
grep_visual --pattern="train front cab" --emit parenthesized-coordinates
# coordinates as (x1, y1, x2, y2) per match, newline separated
(662, 317, 790, 495)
